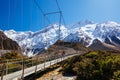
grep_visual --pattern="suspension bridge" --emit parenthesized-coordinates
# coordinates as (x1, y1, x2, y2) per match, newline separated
(0, 0, 78, 80)
(0, 53, 79, 80)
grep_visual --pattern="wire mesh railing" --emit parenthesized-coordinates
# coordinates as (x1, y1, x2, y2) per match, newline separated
(0, 53, 77, 80)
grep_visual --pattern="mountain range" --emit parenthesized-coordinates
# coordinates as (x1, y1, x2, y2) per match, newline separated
(3, 21, 120, 56)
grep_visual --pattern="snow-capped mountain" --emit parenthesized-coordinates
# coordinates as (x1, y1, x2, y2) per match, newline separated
(93, 21, 120, 40)
(4, 24, 68, 57)
(3, 21, 120, 56)
(64, 29, 92, 46)
(65, 21, 120, 51)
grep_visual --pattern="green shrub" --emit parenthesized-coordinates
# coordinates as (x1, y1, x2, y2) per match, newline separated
(86, 51, 98, 58)
(62, 51, 120, 80)
(1, 52, 22, 60)
(112, 70, 120, 80)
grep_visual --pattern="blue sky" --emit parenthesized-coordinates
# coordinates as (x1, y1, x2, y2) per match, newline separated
(0, 0, 120, 31)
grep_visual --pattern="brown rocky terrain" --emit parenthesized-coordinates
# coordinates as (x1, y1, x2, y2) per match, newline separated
(0, 31, 21, 50)
(89, 39, 120, 51)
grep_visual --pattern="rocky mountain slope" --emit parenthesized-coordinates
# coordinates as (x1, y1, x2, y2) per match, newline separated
(88, 39, 120, 51)
(0, 31, 21, 50)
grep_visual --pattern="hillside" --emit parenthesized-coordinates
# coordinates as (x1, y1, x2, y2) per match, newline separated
(54, 40, 89, 51)
(0, 31, 21, 50)
(61, 50, 120, 80)
(38, 40, 89, 57)
(89, 39, 120, 51)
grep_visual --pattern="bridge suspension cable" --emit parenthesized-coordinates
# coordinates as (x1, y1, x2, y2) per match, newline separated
(8, 0, 10, 29)
(56, 0, 66, 26)
(34, 0, 51, 24)
(44, 11, 61, 16)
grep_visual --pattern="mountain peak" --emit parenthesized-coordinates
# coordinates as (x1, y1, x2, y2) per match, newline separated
(77, 20, 94, 25)
(68, 20, 94, 29)
(98, 21, 120, 27)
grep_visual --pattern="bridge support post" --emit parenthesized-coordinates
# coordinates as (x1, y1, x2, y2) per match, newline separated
(6, 60, 8, 75)
(50, 57, 51, 66)
(32, 58, 33, 66)
(61, 56, 62, 61)
(57, 56, 59, 63)
(44, 56, 46, 70)
(1, 64, 5, 80)
(21, 58, 25, 80)
(35, 56, 38, 76)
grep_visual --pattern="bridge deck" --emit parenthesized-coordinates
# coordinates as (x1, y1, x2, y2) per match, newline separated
(1, 54, 76, 80)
